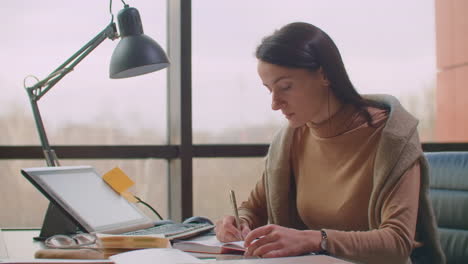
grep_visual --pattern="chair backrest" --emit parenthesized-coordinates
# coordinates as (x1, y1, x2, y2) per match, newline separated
(425, 152, 468, 264)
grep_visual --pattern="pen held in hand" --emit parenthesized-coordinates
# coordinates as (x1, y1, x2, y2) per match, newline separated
(229, 189, 241, 230)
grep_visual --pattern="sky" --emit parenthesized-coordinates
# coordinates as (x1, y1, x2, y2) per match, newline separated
(1, 0, 436, 139)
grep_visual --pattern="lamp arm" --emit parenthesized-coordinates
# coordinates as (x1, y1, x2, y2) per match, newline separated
(28, 99, 59, 166)
(25, 22, 118, 166)
(28, 22, 118, 101)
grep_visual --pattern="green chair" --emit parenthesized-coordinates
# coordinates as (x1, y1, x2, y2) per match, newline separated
(426, 152, 468, 264)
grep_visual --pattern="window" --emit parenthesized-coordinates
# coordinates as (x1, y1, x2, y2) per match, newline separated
(193, 158, 265, 220)
(192, 0, 436, 143)
(1, 0, 167, 146)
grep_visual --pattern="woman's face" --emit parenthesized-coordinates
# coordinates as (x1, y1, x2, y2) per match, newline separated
(257, 60, 330, 128)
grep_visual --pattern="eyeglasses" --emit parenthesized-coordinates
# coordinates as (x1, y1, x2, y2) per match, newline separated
(45, 233, 97, 249)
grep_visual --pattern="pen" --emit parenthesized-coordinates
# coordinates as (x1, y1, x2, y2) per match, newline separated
(229, 189, 241, 230)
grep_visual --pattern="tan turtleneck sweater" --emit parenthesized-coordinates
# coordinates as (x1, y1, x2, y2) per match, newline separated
(239, 104, 421, 263)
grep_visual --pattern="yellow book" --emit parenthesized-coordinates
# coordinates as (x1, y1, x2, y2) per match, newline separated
(96, 234, 171, 258)
(97, 235, 171, 249)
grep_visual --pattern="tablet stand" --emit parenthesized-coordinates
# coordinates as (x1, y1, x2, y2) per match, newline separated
(35, 203, 80, 241)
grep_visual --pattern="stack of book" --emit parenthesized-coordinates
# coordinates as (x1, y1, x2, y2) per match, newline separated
(96, 234, 171, 258)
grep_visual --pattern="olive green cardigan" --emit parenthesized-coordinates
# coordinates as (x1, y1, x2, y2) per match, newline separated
(260, 94, 445, 264)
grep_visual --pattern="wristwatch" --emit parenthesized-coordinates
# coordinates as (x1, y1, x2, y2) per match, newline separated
(319, 229, 329, 254)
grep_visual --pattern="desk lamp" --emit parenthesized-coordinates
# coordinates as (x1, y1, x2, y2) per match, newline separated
(24, 1, 169, 239)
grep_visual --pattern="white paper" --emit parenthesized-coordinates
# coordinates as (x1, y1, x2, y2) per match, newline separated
(109, 248, 203, 264)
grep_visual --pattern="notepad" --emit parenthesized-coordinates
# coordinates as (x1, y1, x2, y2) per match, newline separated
(172, 235, 246, 254)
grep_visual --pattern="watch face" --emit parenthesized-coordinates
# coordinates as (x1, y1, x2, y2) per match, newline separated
(321, 238, 328, 250)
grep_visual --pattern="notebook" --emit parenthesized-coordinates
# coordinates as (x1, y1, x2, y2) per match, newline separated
(173, 235, 245, 254)
(21, 166, 213, 239)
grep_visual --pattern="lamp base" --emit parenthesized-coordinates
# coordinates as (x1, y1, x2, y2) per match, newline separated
(34, 203, 80, 241)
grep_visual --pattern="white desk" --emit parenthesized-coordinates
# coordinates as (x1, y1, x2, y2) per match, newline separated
(1, 229, 43, 260)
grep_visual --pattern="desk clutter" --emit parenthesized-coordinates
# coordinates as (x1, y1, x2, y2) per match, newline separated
(35, 233, 245, 259)
(0, 229, 355, 264)
(35, 234, 171, 259)
(33, 233, 248, 261)
(32, 234, 247, 263)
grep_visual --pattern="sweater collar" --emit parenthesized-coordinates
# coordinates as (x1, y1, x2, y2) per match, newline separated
(305, 104, 363, 138)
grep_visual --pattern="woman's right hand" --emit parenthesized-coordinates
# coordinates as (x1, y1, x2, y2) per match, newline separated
(215, 215, 251, 242)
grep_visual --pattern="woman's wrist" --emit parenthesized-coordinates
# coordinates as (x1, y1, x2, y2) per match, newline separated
(300, 229, 323, 253)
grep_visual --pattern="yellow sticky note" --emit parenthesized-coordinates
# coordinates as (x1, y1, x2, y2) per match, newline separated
(103, 167, 135, 194)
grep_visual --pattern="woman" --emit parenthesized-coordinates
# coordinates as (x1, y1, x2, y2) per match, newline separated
(215, 22, 444, 264)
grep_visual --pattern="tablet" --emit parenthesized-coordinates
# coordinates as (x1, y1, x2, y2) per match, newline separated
(21, 166, 154, 234)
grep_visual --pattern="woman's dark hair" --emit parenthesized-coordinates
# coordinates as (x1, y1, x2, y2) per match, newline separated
(255, 22, 388, 125)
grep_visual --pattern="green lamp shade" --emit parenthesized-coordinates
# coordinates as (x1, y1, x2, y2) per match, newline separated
(109, 6, 169, 79)
(110, 35, 169, 79)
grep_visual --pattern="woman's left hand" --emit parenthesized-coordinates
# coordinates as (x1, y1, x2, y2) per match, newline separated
(243, 224, 321, 258)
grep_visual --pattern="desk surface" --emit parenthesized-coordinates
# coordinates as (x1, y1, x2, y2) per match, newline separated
(2, 229, 43, 260)
(0, 230, 353, 263)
